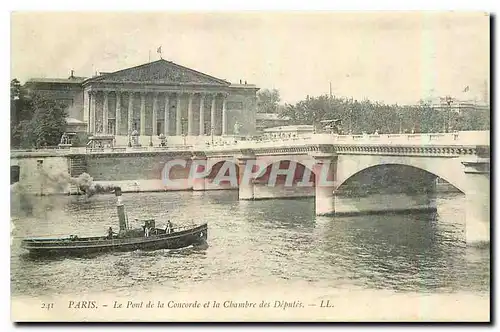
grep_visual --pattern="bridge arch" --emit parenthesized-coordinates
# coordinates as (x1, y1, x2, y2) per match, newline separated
(335, 156, 466, 193)
(253, 159, 316, 186)
(205, 160, 239, 189)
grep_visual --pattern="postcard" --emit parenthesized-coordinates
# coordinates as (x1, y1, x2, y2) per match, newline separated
(10, 11, 490, 322)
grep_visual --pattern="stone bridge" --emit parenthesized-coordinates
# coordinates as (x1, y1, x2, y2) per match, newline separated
(10, 131, 490, 244)
(197, 131, 490, 245)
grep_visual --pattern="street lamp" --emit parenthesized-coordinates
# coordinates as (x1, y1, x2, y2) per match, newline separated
(444, 96, 453, 133)
(398, 111, 403, 134)
(348, 109, 353, 134)
(211, 125, 214, 145)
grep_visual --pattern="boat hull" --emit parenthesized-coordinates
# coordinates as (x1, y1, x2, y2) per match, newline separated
(21, 223, 208, 258)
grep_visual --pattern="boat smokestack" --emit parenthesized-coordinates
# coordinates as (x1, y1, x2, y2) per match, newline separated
(114, 187, 127, 232)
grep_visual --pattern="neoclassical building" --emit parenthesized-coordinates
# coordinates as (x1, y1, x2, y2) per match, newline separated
(25, 59, 259, 145)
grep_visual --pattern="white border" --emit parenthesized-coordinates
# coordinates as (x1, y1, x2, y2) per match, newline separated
(2, 1, 497, 331)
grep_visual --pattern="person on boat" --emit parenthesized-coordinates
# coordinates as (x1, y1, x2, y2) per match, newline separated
(165, 220, 173, 234)
(145, 226, 150, 237)
(107, 227, 115, 239)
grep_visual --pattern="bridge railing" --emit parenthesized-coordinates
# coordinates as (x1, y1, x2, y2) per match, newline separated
(10, 131, 489, 156)
(199, 131, 488, 149)
(83, 144, 196, 154)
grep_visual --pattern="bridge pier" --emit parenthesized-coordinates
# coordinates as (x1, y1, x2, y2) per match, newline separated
(463, 160, 490, 245)
(191, 156, 207, 191)
(332, 192, 437, 216)
(237, 155, 256, 200)
(312, 153, 337, 216)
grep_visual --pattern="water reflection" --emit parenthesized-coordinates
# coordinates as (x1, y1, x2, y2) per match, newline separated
(243, 198, 316, 231)
(315, 210, 487, 293)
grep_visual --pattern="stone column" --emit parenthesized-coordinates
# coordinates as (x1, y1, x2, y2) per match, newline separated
(312, 153, 337, 216)
(176, 93, 182, 135)
(87, 91, 93, 133)
(210, 94, 216, 136)
(164, 93, 170, 136)
(90, 90, 97, 134)
(462, 160, 490, 245)
(115, 91, 121, 135)
(222, 93, 228, 135)
(199, 94, 205, 136)
(187, 92, 194, 135)
(102, 91, 109, 134)
(152, 92, 159, 136)
(140, 92, 146, 135)
(237, 155, 256, 200)
(127, 91, 134, 134)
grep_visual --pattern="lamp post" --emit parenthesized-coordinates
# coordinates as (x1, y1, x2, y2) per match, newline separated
(211, 125, 214, 145)
(348, 109, 353, 134)
(398, 110, 403, 134)
(444, 96, 453, 133)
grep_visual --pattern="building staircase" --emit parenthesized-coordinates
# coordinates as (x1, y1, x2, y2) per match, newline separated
(69, 155, 88, 194)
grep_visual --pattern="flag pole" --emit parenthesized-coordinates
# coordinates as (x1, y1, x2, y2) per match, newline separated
(148, 50, 151, 63)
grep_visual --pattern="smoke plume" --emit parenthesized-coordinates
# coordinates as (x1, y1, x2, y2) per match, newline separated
(11, 172, 120, 218)
(10, 182, 34, 216)
(75, 173, 118, 197)
(40, 170, 118, 197)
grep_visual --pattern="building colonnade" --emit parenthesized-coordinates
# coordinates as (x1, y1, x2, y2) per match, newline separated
(87, 89, 229, 137)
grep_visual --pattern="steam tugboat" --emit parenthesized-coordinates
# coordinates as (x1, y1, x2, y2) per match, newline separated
(21, 187, 208, 257)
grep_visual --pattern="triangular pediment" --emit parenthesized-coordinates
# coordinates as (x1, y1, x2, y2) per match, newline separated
(86, 60, 230, 85)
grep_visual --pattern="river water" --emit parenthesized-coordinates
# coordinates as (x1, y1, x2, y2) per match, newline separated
(11, 190, 489, 301)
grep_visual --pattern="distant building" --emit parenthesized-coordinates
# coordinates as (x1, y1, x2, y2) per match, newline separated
(420, 81, 490, 114)
(256, 113, 290, 133)
(23, 60, 259, 145)
(426, 96, 490, 114)
(24, 72, 87, 120)
(262, 125, 314, 139)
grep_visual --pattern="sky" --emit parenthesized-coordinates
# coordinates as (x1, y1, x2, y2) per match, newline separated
(10, 11, 490, 105)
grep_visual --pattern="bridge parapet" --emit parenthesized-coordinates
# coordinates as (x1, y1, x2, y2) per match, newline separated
(10, 131, 489, 158)
(318, 130, 489, 146)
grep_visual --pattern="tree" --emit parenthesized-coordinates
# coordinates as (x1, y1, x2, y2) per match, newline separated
(11, 79, 32, 147)
(29, 95, 68, 148)
(275, 93, 490, 134)
(257, 89, 281, 113)
(456, 107, 490, 131)
(11, 79, 21, 100)
(11, 80, 68, 149)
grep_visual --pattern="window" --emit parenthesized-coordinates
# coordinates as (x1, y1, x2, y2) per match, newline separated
(108, 120, 116, 135)
(157, 122, 163, 136)
(11, 165, 20, 184)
